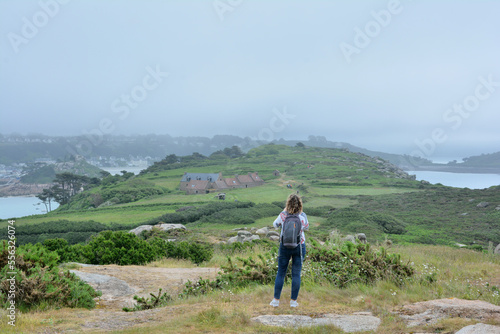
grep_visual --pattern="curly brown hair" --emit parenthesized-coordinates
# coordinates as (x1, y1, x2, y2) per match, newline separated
(285, 193, 303, 214)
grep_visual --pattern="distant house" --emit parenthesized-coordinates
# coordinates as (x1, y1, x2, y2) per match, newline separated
(224, 177, 241, 189)
(179, 172, 264, 194)
(235, 173, 264, 188)
(180, 172, 223, 194)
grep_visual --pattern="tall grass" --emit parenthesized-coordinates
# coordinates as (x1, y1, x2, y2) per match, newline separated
(2, 244, 500, 333)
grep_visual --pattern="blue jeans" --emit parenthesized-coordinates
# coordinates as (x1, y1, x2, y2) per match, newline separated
(273, 243, 306, 300)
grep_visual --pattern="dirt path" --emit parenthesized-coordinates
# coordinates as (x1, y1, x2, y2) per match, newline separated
(63, 264, 218, 332)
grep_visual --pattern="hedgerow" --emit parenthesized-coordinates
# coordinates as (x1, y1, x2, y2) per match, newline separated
(321, 207, 407, 241)
(43, 231, 213, 265)
(1, 220, 136, 246)
(147, 201, 255, 225)
(196, 203, 282, 225)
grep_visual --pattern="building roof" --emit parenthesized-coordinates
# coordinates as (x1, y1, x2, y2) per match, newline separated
(181, 173, 220, 182)
(224, 178, 240, 186)
(236, 174, 253, 184)
(184, 180, 210, 190)
(250, 172, 262, 181)
(214, 180, 229, 189)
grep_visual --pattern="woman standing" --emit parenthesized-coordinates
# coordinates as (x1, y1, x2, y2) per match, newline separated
(270, 193, 309, 308)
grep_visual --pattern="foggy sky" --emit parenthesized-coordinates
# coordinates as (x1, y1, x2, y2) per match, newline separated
(1, 0, 499, 160)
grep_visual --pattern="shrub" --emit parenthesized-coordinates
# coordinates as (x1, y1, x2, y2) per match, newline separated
(45, 231, 214, 266)
(196, 203, 282, 225)
(0, 241, 101, 311)
(181, 241, 415, 297)
(323, 208, 406, 240)
(307, 241, 414, 287)
(122, 288, 172, 312)
(0, 220, 128, 246)
(147, 201, 255, 225)
(82, 231, 160, 265)
(369, 212, 407, 234)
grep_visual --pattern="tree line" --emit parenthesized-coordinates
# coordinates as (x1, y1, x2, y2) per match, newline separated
(36, 172, 105, 211)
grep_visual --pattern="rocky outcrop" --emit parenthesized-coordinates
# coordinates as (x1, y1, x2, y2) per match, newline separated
(329, 230, 369, 245)
(251, 312, 381, 332)
(227, 227, 282, 244)
(227, 230, 260, 244)
(356, 233, 367, 244)
(128, 223, 187, 236)
(455, 323, 500, 334)
(477, 202, 490, 208)
(255, 227, 269, 235)
(0, 181, 52, 197)
(343, 235, 356, 243)
(397, 298, 500, 327)
(495, 243, 500, 255)
(70, 270, 136, 300)
(267, 231, 280, 242)
(252, 299, 500, 333)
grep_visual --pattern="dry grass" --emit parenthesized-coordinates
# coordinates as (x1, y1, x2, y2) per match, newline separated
(2, 244, 499, 333)
(145, 257, 198, 268)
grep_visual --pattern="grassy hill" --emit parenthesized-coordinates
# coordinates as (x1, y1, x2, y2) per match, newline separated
(1, 144, 499, 248)
(20, 156, 104, 184)
(1, 144, 500, 334)
(461, 151, 500, 168)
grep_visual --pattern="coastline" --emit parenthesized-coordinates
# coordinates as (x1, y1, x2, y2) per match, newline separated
(0, 182, 52, 198)
(403, 166, 500, 174)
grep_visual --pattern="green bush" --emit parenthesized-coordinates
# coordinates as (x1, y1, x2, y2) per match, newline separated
(147, 201, 255, 225)
(196, 203, 282, 225)
(0, 241, 101, 311)
(306, 241, 414, 287)
(40, 231, 214, 266)
(0, 220, 128, 246)
(369, 212, 407, 234)
(182, 241, 415, 297)
(65, 178, 168, 209)
(122, 288, 172, 312)
(323, 208, 406, 240)
(81, 231, 160, 265)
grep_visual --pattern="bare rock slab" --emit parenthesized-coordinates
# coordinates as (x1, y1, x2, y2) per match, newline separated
(251, 312, 381, 332)
(398, 298, 500, 327)
(70, 269, 136, 299)
(455, 323, 500, 334)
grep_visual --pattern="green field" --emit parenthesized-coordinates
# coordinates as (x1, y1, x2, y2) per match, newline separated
(2, 144, 498, 248)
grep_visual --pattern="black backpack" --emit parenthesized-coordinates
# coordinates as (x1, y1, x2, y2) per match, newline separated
(281, 213, 302, 248)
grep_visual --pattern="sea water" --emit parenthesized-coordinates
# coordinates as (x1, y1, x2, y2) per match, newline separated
(407, 171, 500, 189)
(0, 196, 60, 220)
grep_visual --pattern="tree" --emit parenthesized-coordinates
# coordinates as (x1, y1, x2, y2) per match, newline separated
(164, 154, 179, 164)
(120, 171, 134, 180)
(222, 146, 244, 158)
(36, 188, 55, 212)
(295, 142, 305, 148)
(100, 170, 111, 178)
(51, 172, 92, 205)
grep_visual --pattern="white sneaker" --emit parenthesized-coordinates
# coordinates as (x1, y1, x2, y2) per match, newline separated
(290, 300, 298, 308)
(270, 299, 279, 307)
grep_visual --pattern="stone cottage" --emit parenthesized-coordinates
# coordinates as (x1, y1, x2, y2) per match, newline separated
(180, 172, 264, 194)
